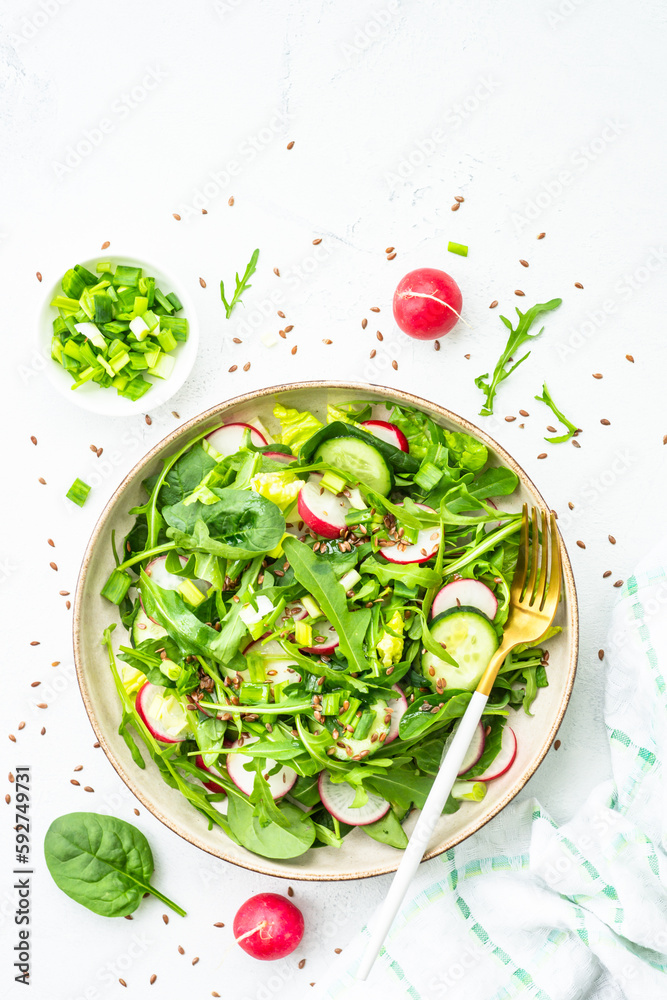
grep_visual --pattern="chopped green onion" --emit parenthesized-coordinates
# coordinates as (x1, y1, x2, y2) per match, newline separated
(339, 569, 361, 592)
(320, 470, 347, 494)
(353, 711, 374, 741)
(100, 568, 132, 604)
(294, 620, 313, 647)
(451, 780, 486, 802)
(414, 461, 443, 491)
(301, 596, 322, 619)
(178, 578, 207, 606)
(321, 691, 341, 715)
(66, 478, 91, 507)
(448, 242, 468, 257)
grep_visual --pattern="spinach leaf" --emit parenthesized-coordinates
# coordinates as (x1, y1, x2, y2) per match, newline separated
(365, 768, 434, 811)
(362, 809, 408, 849)
(147, 445, 217, 507)
(464, 716, 506, 778)
(468, 466, 519, 500)
(226, 796, 316, 859)
(163, 488, 285, 558)
(44, 812, 185, 918)
(290, 774, 321, 808)
(398, 690, 473, 741)
(282, 537, 371, 674)
(475, 298, 562, 416)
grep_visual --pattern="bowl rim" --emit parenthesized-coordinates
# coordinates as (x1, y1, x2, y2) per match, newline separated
(37, 251, 199, 417)
(72, 380, 579, 880)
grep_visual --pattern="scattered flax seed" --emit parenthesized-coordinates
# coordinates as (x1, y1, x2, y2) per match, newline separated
(376, 331, 383, 341)
(84, 786, 94, 793)
(201, 208, 208, 215)
(386, 252, 397, 260)
(515, 290, 525, 296)
(96, 448, 103, 458)
(451, 203, 460, 211)
(18, 722, 25, 731)
(601, 418, 610, 426)
(39, 477, 46, 485)
(489, 300, 498, 308)
(370, 306, 380, 312)
(519, 409, 529, 417)
(385, 247, 395, 254)
(172, 411, 180, 418)
(298, 959, 307, 970)
(434, 340, 441, 351)
(41, 728, 46, 735)
(48, 538, 55, 548)
(145, 414, 152, 425)
(133, 808, 140, 816)
(284, 325, 294, 332)
(335, 948, 342, 954)
(52, 661, 60, 666)
(572, 439, 581, 448)
(576, 541, 586, 549)
(30, 435, 37, 445)
(278, 330, 287, 339)
(212, 994, 220, 998)
(361, 318, 368, 329)
(213, 922, 225, 927)
(287, 886, 294, 897)
(613, 580, 624, 588)
(287, 141, 295, 149)
(199, 277, 206, 288)
(243, 362, 251, 371)
(70, 780, 80, 786)
(273, 267, 281, 276)
(547, 425, 557, 433)
(609, 535, 616, 544)
(74, 765, 83, 771)
(228, 196, 234, 206)
(626, 354, 634, 363)
(9, 772, 14, 783)
(369, 349, 376, 359)
(232, 337, 242, 344)
(291, 346, 298, 355)
(455, 195, 464, 203)
(592, 373, 603, 379)
(4, 794, 9, 804)
(598, 649, 605, 661)
(9, 735, 16, 743)
(119, 979, 127, 987)
(192, 957, 199, 966)
(574, 282, 584, 289)
(392, 360, 398, 370)
(464, 353, 471, 359)
(101, 241, 110, 249)
(90, 444, 97, 452)
(162, 915, 169, 925)
(278, 310, 286, 318)
(537, 453, 547, 459)
(519, 259, 529, 268)
(36, 272, 42, 282)
(603, 570, 612, 578)
(312, 238, 322, 245)
(568, 502, 575, 510)
(505, 416, 516, 422)
(172, 214, 181, 221)
(49, 562, 58, 571)
(30, 640, 40, 646)
(150, 975, 157, 985)
(322, 338, 332, 345)
(31, 681, 41, 687)
(177, 945, 184, 954)
(554, 740, 561, 751)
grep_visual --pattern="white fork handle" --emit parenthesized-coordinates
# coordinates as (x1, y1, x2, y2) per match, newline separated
(356, 689, 489, 981)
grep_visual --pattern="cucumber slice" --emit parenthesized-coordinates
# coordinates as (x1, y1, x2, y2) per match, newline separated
(132, 608, 168, 646)
(314, 437, 392, 496)
(422, 607, 499, 692)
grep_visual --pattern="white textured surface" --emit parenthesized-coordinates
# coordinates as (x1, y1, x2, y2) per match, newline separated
(2, 1, 666, 997)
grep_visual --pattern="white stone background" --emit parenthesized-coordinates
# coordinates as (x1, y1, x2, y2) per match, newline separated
(2, 0, 667, 997)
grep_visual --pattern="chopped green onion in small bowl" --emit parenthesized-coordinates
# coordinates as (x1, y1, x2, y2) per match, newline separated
(39, 255, 199, 416)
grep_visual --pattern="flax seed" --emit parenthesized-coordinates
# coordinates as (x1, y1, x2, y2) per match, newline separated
(574, 282, 584, 289)
(613, 580, 623, 588)
(150, 975, 157, 985)
(515, 290, 525, 296)
(387, 252, 397, 260)
(228, 365, 237, 372)
(38, 477, 46, 485)
(537, 453, 547, 459)
(323, 338, 332, 345)
(361, 318, 367, 329)
(172, 214, 181, 221)
(287, 141, 295, 149)
(385, 247, 395, 253)
(177, 945, 184, 954)
(489, 300, 498, 308)
(41, 728, 45, 735)
(278, 310, 286, 318)
(370, 306, 380, 312)
(505, 416, 516, 422)
(18, 722, 25, 731)
(554, 740, 561, 751)
(49, 562, 58, 570)
(9, 735, 15, 742)
(598, 650, 604, 661)
(232, 337, 242, 344)
(451, 203, 460, 211)
(192, 957, 199, 966)
(572, 440, 581, 448)
(608, 535, 616, 544)
(392, 360, 398, 370)
(213, 922, 225, 927)
(71, 779, 80, 786)
(119, 979, 127, 987)
(592, 373, 603, 379)
(601, 418, 610, 425)
(568, 502, 574, 510)
(228, 196, 234, 206)
(163, 915, 169, 925)
(201, 208, 207, 214)
(519, 409, 529, 416)
(626, 354, 634, 363)
(519, 259, 529, 267)
(369, 349, 376, 359)
(243, 362, 251, 371)
(298, 959, 306, 969)
(30, 435, 37, 444)
(603, 570, 612, 578)
(291, 345, 297, 355)
(312, 238, 322, 245)
(576, 540, 586, 549)
(84, 786, 94, 792)
(273, 267, 280, 276)
(376, 331, 383, 341)
(199, 277, 206, 288)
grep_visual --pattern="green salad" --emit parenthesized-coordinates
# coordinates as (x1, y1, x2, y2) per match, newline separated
(101, 399, 557, 859)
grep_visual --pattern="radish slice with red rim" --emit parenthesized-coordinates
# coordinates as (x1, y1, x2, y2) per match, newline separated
(457, 721, 486, 776)
(385, 685, 408, 743)
(195, 754, 226, 794)
(360, 420, 409, 453)
(379, 502, 441, 565)
(135, 682, 190, 743)
(242, 638, 302, 685)
(476, 726, 517, 781)
(299, 619, 339, 655)
(297, 473, 354, 539)
(318, 771, 390, 825)
(431, 579, 498, 622)
(263, 450, 295, 464)
(278, 601, 308, 626)
(204, 422, 267, 459)
(226, 737, 297, 799)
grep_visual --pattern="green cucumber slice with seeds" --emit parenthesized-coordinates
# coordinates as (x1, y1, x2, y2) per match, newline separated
(314, 437, 392, 496)
(422, 607, 499, 692)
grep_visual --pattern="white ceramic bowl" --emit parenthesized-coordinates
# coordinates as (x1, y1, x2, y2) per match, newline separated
(38, 253, 199, 417)
(73, 382, 579, 881)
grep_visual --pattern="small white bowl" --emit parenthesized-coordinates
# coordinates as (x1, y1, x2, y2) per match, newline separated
(37, 253, 199, 417)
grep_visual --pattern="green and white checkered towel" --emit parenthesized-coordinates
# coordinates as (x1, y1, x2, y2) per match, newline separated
(317, 548, 667, 999)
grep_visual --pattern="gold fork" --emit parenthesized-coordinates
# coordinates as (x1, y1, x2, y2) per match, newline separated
(356, 504, 562, 981)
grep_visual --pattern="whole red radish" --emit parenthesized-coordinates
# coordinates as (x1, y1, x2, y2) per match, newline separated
(393, 267, 463, 340)
(233, 892, 304, 960)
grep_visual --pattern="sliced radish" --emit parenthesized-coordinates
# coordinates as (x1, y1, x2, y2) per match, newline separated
(379, 502, 441, 565)
(299, 619, 339, 655)
(385, 685, 408, 744)
(195, 754, 227, 794)
(263, 450, 295, 464)
(318, 771, 390, 826)
(141, 555, 210, 624)
(243, 638, 302, 685)
(239, 594, 275, 628)
(226, 737, 297, 798)
(361, 420, 409, 453)
(431, 579, 498, 621)
(204, 422, 267, 459)
(297, 473, 353, 539)
(457, 722, 486, 776)
(476, 726, 517, 781)
(135, 682, 191, 743)
(278, 600, 308, 626)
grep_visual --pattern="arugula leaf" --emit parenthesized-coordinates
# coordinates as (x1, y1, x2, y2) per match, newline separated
(534, 382, 579, 444)
(475, 298, 562, 416)
(359, 556, 441, 590)
(282, 537, 371, 674)
(463, 716, 506, 778)
(139, 571, 221, 657)
(220, 248, 259, 319)
(44, 812, 185, 918)
(365, 768, 434, 811)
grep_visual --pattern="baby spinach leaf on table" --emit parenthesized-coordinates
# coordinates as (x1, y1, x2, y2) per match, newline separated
(282, 537, 371, 675)
(362, 808, 409, 849)
(226, 796, 316, 859)
(44, 812, 185, 918)
(163, 488, 285, 558)
(475, 298, 562, 417)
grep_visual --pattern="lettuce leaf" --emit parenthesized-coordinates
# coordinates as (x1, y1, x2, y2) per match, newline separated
(273, 403, 323, 450)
